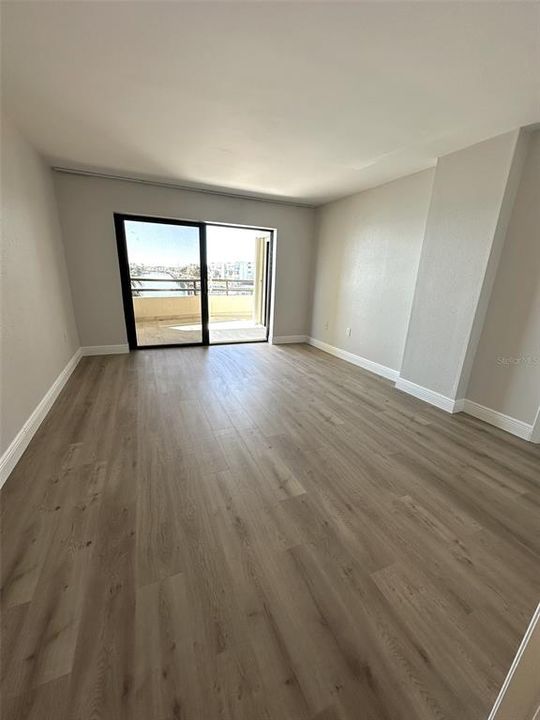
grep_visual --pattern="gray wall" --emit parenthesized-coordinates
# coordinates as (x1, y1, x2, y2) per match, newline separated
(310, 169, 434, 371)
(1, 116, 79, 453)
(400, 130, 521, 399)
(467, 130, 540, 424)
(53, 173, 316, 346)
(308, 128, 537, 430)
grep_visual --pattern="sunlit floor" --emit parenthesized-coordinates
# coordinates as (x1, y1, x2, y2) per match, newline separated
(135, 317, 267, 345)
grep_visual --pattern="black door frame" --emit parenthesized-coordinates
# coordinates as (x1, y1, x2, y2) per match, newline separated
(114, 213, 273, 350)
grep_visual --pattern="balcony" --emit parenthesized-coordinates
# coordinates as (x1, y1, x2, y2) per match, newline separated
(131, 278, 267, 345)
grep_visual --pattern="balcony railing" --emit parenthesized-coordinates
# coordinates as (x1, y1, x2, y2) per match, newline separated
(130, 277, 254, 296)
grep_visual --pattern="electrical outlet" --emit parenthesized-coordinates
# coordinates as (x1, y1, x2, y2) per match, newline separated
(324, 320, 329, 330)
(346, 327, 352, 337)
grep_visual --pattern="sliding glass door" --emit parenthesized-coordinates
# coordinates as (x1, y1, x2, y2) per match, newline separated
(115, 214, 272, 349)
(115, 215, 208, 348)
(206, 225, 271, 345)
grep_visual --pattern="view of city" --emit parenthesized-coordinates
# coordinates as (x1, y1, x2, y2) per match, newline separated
(129, 261, 256, 297)
(126, 221, 261, 297)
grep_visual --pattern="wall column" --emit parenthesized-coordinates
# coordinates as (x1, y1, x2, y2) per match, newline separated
(397, 129, 528, 410)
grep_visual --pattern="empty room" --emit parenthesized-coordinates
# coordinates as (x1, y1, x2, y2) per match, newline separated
(1, 2, 539, 719)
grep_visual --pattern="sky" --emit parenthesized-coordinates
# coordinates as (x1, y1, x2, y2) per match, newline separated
(125, 220, 270, 267)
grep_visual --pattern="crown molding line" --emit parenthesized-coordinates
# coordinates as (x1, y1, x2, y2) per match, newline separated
(51, 166, 315, 209)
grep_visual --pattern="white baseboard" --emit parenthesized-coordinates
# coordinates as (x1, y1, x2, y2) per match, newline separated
(0, 349, 82, 489)
(463, 400, 534, 441)
(81, 344, 129, 356)
(488, 603, 540, 720)
(271, 335, 308, 345)
(393, 382, 535, 440)
(395, 377, 463, 413)
(530, 406, 540, 444)
(307, 337, 399, 382)
(278, 338, 538, 443)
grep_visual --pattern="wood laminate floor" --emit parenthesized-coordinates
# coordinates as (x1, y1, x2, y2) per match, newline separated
(1, 343, 539, 720)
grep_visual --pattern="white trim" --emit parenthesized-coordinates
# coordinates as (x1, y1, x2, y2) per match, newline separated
(394, 377, 463, 413)
(52, 167, 314, 209)
(463, 400, 533, 441)
(0, 349, 82, 489)
(393, 382, 536, 440)
(453, 398, 466, 413)
(488, 603, 540, 720)
(307, 337, 399, 382)
(271, 335, 308, 345)
(530, 406, 540, 444)
(81, 344, 129, 356)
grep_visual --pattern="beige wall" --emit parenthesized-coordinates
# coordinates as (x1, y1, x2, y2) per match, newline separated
(310, 169, 434, 371)
(1, 115, 79, 454)
(400, 130, 523, 399)
(53, 173, 315, 346)
(467, 130, 540, 425)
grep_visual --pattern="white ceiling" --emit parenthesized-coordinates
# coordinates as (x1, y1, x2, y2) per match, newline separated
(2, 1, 539, 205)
